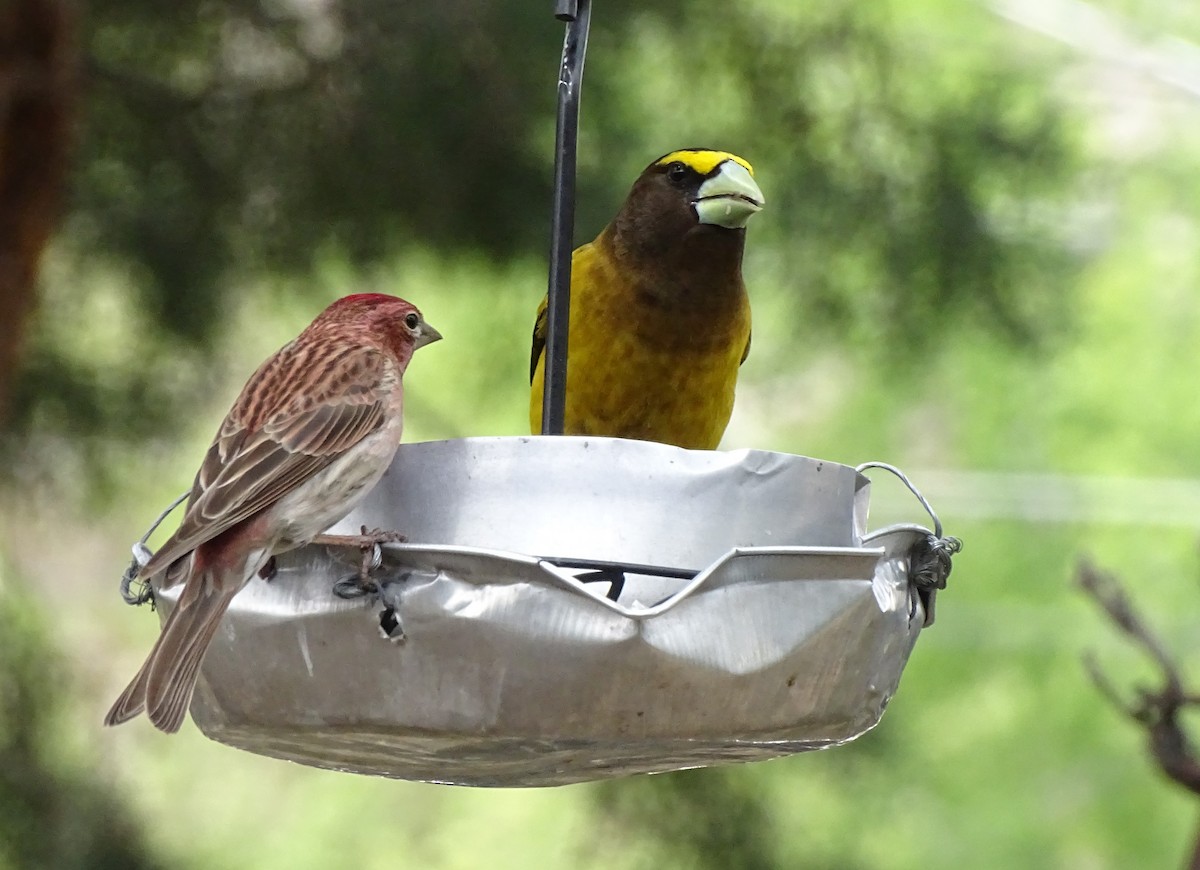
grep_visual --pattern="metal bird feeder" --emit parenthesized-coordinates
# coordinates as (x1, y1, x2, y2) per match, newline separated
(118, 1, 961, 787)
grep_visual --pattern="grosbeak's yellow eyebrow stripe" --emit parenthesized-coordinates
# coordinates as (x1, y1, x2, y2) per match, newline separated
(655, 150, 754, 177)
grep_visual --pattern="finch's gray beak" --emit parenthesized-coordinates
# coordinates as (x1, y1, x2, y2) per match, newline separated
(415, 321, 443, 350)
(693, 160, 765, 229)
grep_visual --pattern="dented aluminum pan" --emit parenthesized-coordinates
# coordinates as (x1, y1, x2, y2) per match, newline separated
(148, 436, 941, 787)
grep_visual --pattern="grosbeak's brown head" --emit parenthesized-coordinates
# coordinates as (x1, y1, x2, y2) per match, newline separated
(605, 149, 764, 265)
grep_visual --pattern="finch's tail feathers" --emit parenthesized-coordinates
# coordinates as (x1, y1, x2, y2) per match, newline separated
(104, 569, 238, 734)
(104, 659, 150, 726)
(105, 555, 198, 727)
(143, 582, 238, 734)
(105, 565, 201, 727)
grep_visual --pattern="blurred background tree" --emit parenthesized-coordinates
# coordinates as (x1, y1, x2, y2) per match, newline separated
(3, 0, 1199, 868)
(3, 0, 1076, 469)
(0, 0, 75, 420)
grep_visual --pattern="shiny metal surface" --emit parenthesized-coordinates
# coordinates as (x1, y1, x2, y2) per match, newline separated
(149, 437, 938, 787)
(329, 436, 868, 566)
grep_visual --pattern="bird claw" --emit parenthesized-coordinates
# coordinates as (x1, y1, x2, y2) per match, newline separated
(319, 526, 407, 597)
(313, 526, 408, 551)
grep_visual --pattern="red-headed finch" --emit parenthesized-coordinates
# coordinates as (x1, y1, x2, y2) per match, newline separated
(105, 293, 441, 733)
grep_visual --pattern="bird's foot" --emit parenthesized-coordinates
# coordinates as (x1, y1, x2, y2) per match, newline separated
(317, 526, 407, 598)
(312, 526, 408, 551)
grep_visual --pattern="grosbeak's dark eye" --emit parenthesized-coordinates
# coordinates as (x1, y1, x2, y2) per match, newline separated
(404, 313, 420, 329)
(666, 162, 690, 186)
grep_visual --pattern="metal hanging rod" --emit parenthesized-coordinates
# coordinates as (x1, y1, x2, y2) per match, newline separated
(541, 0, 592, 434)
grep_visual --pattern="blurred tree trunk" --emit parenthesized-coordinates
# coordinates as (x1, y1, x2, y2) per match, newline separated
(0, 0, 75, 421)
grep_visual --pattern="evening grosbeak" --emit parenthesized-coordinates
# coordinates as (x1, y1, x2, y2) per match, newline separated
(530, 149, 764, 449)
(105, 293, 441, 733)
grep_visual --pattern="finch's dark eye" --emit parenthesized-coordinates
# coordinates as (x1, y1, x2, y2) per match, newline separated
(404, 313, 420, 329)
(666, 162, 690, 186)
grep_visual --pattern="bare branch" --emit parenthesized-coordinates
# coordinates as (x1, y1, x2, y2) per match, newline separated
(1081, 651, 1144, 723)
(1076, 558, 1184, 699)
(1150, 718, 1200, 795)
(1076, 557, 1200, 802)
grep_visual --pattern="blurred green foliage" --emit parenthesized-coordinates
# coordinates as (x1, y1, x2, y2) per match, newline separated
(3, 0, 1200, 868)
(591, 766, 793, 870)
(5, 0, 1079, 457)
(0, 577, 163, 870)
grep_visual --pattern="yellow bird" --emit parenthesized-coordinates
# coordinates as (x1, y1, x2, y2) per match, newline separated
(530, 149, 764, 449)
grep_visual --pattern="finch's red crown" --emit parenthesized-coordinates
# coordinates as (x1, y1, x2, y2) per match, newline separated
(316, 294, 421, 329)
(330, 293, 402, 309)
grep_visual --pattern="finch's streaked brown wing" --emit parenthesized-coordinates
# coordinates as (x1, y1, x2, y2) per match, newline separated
(139, 345, 391, 578)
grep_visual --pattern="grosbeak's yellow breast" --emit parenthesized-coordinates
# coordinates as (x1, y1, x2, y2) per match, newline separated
(531, 243, 751, 449)
(530, 148, 762, 451)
